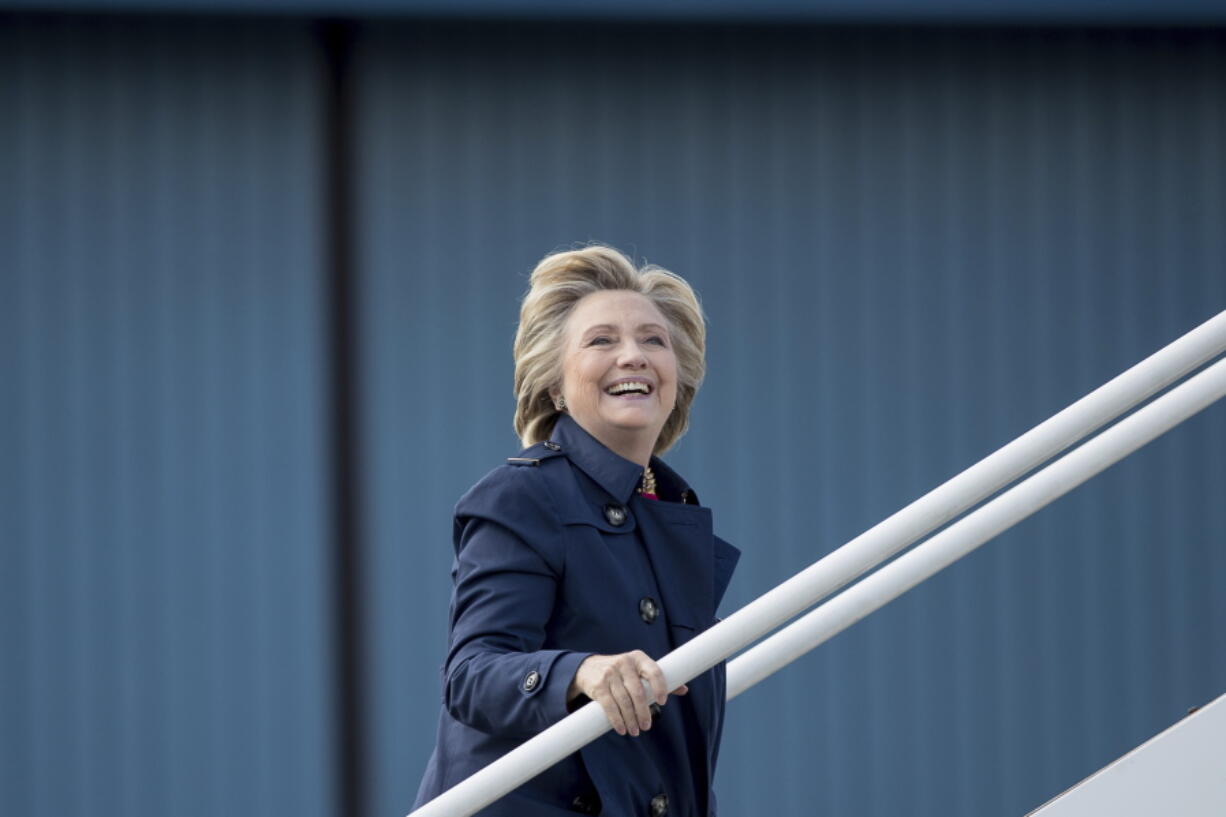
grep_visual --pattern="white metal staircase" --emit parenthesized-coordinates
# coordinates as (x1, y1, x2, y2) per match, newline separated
(1028, 693, 1226, 816)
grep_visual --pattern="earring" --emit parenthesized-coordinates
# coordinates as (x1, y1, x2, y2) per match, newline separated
(555, 396, 567, 411)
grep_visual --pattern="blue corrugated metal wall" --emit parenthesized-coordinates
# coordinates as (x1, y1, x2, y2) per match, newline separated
(4, 15, 1225, 817)
(356, 23, 1226, 817)
(1, 18, 334, 817)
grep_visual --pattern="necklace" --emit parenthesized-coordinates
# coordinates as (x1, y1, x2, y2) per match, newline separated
(639, 465, 658, 498)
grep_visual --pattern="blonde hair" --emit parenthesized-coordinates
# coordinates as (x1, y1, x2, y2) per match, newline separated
(513, 245, 706, 455)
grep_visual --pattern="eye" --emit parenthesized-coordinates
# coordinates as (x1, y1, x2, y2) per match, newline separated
(587, 335, 613, 346)
(644, 335, 667, 346)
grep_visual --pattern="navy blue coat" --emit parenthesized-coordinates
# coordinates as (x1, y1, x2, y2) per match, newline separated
(413, 414, 741, 817)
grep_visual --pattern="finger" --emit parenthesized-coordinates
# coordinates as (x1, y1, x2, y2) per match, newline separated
(671, 684, 689, 696)
(618, 662, 652, 731)
(607, 676, 641, 736)
(639, 661, 669, 706)
(593, 688, 628, 736)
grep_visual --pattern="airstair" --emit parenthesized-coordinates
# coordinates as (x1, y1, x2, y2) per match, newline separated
(1027, 692, 1226, 816)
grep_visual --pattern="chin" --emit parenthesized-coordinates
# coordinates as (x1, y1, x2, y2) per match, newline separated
(602, 409, 660, 429)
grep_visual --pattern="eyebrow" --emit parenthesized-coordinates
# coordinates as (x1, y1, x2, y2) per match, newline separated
(580, 323, 670, 337)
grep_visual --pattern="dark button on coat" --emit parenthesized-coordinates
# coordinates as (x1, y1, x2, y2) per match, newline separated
(639, 596, 660, 624)
(413, 415, 741, 816)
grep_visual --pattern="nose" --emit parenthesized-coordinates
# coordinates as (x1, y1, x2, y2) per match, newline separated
(617, 339, 648, 369)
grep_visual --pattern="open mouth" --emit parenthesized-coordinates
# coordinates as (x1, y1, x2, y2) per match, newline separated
(605, 380, 653, 397)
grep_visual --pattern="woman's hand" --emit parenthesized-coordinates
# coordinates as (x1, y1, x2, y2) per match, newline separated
(566, 651, 688, 736)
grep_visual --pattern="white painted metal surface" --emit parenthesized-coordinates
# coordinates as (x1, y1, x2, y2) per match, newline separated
(1026, 693, 1226, 817)
(408, 312, 1226, 817)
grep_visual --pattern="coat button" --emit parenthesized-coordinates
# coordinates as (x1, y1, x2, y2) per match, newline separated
(649, 793, 668, 817)
(639, 596, 659, 624)
(603, 503, 627, 526)
(543, 441, 562, 451)
(522, 670, 540, 692)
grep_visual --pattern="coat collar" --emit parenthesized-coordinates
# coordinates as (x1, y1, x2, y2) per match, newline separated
(548, 414, 698, 505)
(548, 414, 647, 504)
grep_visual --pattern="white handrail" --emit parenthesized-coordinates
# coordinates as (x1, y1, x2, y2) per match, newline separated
(726, 356, 1226, 699)
(408, 311, 1226, 817)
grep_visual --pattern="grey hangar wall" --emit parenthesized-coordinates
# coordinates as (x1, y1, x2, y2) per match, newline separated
(3, 15, 1225, 817)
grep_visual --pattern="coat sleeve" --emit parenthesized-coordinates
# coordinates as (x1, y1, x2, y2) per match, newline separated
(441, 466, 591, 739)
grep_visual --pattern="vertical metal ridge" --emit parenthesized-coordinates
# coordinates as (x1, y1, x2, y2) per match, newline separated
(319, 18, 368, 817)
(6, 17, 333, 817)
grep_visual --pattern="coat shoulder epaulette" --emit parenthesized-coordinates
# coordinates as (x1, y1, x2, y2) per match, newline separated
(505, 440, 567, 467)
(453, 440, 571, 570)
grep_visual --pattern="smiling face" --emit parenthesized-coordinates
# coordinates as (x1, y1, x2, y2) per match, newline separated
(553, 289, 679, 465)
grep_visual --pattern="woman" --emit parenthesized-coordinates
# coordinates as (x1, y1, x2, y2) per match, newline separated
(413, 246, 741, 816)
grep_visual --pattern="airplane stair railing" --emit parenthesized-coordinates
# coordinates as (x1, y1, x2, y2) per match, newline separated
(410, 310, 1226, 817)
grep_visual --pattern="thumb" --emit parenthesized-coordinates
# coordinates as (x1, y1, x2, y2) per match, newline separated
(671, 684, 689, 696)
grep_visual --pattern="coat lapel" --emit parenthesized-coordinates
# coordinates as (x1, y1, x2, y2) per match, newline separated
(633, 498, 715, 640)
(548, 413, 743, 635)
(711, 534, 740, 611)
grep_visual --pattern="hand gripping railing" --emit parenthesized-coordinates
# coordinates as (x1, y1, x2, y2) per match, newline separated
(409, 310, 1226, 817)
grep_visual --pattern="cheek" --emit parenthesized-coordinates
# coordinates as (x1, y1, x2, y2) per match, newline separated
(663, 351, 679, 381)
(566, 355, 604, 397)
(661, 357, 680, 402)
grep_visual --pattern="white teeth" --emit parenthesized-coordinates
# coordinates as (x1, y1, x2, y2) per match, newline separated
(606, 382, 650, 395)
